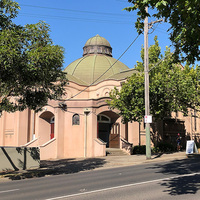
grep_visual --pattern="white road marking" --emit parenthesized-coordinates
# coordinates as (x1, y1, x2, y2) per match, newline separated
(0, 189, 20, 194)
(46, 172, 200, 200)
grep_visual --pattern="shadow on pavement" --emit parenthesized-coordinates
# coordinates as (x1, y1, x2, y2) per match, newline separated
(148, 155, 200, 195)
(40, 158, 107, 174)
(161, 174, 200, 195)
(152, 153, 164, 159)
(0, 158, 107, 180)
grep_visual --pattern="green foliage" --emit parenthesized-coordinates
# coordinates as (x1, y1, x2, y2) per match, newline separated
(108, 37, 200, 123)
(156, 142, 175, 152)
(0, 0, 20, 29)
(109, 73, 145, 123)
(152, 142, 176, 153)
(0, 1, 67, 114)
(125, 0, 200, 64)
(132, 143, 176, 155)
(127, 143, 175, 154)
(151, 146, 160, 154)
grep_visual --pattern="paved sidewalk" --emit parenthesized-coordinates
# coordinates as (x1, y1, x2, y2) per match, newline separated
(0, 151, 198, 182)
(96, 151, 187, 169)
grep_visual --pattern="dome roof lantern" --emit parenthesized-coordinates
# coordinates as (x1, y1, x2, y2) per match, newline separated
(83, 34, 112, 57)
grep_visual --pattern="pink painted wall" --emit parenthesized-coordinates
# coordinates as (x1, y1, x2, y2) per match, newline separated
(40, 138, 57, 160)
(64, 110, 84, 158)
(94, 138, 106, 157)
(1, 77, 200, 161)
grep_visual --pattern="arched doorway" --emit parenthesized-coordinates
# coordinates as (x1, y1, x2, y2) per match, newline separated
(97, 113, 120, 148)
(39, 111, 55, 144)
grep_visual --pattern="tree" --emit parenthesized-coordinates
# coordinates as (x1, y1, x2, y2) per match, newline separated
(0, 0, 67, 114)
(125, 0, 200, 64)
(108, 37, 200, 123)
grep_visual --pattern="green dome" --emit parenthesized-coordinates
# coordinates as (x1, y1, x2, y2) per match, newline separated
(64, 35, 129, 85)
(64, 54, 129, 85)
(84, 34, 111, 48)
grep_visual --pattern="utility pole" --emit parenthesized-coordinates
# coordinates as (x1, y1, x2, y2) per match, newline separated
(144, 6, 151, 159)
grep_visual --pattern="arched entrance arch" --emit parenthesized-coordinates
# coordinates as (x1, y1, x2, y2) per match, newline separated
(97, 111, 120, 148)
(39, 111, 55, 144)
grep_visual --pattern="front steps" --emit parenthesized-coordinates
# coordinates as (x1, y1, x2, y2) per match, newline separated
(106, 148, 129, 156)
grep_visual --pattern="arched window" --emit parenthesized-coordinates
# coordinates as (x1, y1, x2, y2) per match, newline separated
(97, 47, 101, 53)
(97, 114, 111, 123)
(72, 114, 80, 125)
(50, 116, 55, 124)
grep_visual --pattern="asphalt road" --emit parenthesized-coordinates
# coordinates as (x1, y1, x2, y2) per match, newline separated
(1, 157, 200, 200)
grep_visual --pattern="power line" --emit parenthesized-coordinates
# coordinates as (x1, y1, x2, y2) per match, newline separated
(19, 12, 134, 25)
(64, 34, 140, 101)
(20, 4, 133, 18)
(154, 28, 169, 35)
(58, 36, 173, 116)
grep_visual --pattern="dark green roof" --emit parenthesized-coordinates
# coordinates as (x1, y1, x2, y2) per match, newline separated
(108, 68, 137, 80)
(64, 54, 129, 85)
(64, 35, 133, 86)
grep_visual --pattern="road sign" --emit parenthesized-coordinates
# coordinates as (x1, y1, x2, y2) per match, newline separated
(144, 115, 152, 123)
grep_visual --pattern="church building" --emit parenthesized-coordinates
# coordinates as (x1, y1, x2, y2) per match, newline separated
(0, 35, 199, 160)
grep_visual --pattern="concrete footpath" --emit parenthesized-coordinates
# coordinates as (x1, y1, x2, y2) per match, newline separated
(96, 151, 188, 168)
(0, 151, 198, 182)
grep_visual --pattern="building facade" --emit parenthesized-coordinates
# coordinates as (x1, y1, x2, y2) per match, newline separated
(0, 35, 199, 160)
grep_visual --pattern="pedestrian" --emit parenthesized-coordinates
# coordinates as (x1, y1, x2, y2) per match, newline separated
(176, 133, 181, 151)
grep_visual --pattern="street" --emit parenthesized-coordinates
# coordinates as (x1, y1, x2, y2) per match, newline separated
(0, 156, 200, 200)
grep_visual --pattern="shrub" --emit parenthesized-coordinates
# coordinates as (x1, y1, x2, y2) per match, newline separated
(132, 142, 176, 155)
(151, 146, 160, 154)
(132, 145, 146, 154)
(156, 142, 175, 152)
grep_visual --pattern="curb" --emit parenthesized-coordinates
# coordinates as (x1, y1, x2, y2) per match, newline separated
(0, 152, 198, 182)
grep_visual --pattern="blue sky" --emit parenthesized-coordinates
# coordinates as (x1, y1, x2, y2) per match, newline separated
(13, 0, 172, 70)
